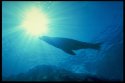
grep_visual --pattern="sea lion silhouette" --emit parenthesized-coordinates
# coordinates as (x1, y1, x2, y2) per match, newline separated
(39, 36, 101, 55)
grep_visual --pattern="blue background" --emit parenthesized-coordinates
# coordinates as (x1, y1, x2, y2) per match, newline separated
(2, 1, 123, 81)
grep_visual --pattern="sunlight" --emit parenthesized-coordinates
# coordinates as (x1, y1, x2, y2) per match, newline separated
(21, 7, 49, 37)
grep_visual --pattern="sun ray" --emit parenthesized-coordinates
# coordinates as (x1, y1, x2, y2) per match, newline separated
(21, 7, 50, 37)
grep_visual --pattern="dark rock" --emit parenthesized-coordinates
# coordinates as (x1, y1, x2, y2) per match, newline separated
(3, 65, 120, 81)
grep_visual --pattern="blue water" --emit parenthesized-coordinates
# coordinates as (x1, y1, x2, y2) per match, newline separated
(2, 1, 123, 81)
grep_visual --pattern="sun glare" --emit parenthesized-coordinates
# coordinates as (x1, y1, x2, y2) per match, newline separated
(21, 7, 49, 37)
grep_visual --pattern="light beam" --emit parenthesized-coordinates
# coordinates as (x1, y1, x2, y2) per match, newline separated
(21, 7, 49, 37)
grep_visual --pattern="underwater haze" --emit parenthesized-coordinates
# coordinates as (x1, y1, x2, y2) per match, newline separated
(2, 1, 123, 81)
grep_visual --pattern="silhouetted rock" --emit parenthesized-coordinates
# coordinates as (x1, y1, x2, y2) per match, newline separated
(3, 65, 120, 81)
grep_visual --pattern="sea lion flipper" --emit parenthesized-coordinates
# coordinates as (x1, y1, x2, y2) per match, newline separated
(62, 49, 76, 55)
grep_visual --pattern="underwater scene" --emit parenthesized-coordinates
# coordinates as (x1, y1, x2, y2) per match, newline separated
(2, 1, 123, 82)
